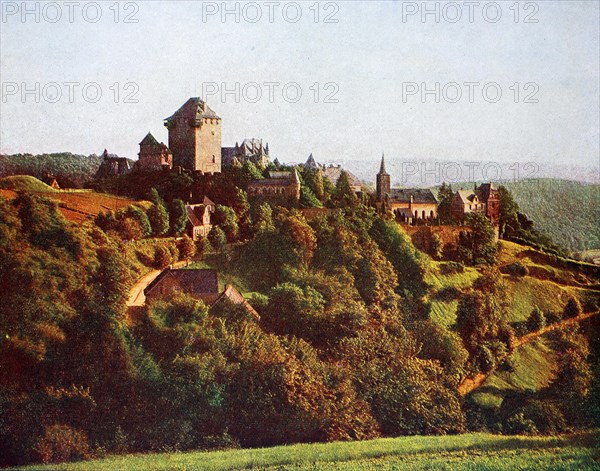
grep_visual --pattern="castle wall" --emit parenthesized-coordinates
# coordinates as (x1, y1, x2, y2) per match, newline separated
(195, 118, 221, 173)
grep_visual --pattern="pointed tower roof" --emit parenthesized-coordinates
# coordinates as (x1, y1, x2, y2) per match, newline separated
(305, 153, 318, 169)
(378, 152, 389, 175)
(139, 132, 160, 146)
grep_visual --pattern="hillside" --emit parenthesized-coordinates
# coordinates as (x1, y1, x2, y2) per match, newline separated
(0, 175, 57, 193)
(502, 179, 600, 253)
(0, 153, 104, 186)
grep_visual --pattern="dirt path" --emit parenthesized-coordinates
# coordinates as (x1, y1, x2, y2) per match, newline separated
(458, 310, 599, 396)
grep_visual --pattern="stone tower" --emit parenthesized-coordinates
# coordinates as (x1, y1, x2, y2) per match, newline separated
(376, 153, 390, 201)
(164, 97, 221, 174)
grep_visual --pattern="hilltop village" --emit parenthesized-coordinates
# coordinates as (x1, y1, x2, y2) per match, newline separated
(94, 97, 502, 240)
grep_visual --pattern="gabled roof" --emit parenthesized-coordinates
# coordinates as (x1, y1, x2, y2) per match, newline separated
(455, 189, 478, 204)
(165, 97, 220, 123)
(389, 188, 438, 204)
(144, 269, 218, 298)
(213, 284, 260, 320)
(186, 204, 210, 227)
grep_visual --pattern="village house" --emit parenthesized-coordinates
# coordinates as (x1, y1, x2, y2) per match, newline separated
(376, 154, 438, 223)
(451, 183, 500, 224)
(222, 138, 270, 169)
(144, 268, 259, 319)
(164, 97, 222, 174)
(186, 196, 215, 241)
(137, 132, 173, 171)
(247, 168, 301, 202)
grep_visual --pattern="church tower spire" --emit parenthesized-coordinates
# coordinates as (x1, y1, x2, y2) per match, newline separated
(376, 152, 391, 202)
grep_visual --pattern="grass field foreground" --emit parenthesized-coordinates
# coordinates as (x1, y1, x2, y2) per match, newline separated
(13, 432, 599, 471)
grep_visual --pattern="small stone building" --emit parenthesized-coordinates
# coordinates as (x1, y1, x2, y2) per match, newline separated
(137, 132, 172, 171)
(144, 268, 259, 320)
(186, 197, 215, 241)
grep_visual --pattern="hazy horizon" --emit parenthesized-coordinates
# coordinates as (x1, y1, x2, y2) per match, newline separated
(1, 1, 599, 169)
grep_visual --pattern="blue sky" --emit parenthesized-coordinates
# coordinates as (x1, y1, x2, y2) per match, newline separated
(1, 0, 598, 168)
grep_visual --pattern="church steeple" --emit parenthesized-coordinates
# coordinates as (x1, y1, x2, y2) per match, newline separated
(376, 152, 391, 202)
(379, 152, 388, 175)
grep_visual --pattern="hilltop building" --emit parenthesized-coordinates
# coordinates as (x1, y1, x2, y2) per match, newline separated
(376, 154, 438, 223)
(137, 133, 172, 171)
(222, 138, 270, 169)
(247, 169, 301, 202)
(451, 183, 500, 223)
(95, 149, 132, 178)
(164, 97, 222, 174)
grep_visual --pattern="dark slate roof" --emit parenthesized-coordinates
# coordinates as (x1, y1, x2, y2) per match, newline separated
(389, 188, 438, 204)
(221, 147, 237, 165)
(144, 269, 218, 297)
(378, 153, 389, 175)
(305, 154, 318, 169)
(186, 204, 209, 227)
(165, 97, 220, 123)
(212, 284, 260, 320)
(139, 132, 159, 146)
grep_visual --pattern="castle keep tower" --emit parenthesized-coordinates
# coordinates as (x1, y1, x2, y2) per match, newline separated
(376, 153, 390, 201)
(164, 97, 221, 174)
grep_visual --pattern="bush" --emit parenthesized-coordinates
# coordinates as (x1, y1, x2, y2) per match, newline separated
(505, 262, 529, 277)
(527, 307, 546, 332)
(178, 235, 196, 260)
(154, 245, 172, 269)
(440, 261, 465, 275)
(33, 425, 93, 464)
(504, 412, 539, 435)
(435, 286, 461, 301)
(563, 296, 583, 319)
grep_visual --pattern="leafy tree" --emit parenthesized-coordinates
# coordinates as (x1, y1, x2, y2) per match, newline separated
(208, 226, 226, 253)
(148, 203, 169, 237)
(430, 233, 443, 260)
(178, 235, 196, 260)
(437, 182, 454, 223)
(299, 184, 323, 208)
(458, 212, 498, 265)
(168, 199, 188, 236)
(240, 161, 263, 184)
(527, 307, 546, 332)
(498, 185, 519, 237)
(331, 171, 357, 208)
(563, 296, 582, 319)
(153, 246, 172, 269)
(253, 202, 274, 232)
(302, 167, 325, 201)
(214, 205, 239, 242)
(122, 205, 152, 238)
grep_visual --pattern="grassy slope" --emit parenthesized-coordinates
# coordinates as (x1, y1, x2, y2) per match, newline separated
(503, 179, 600, 253)
(14, 432, 597, 471)
(429, 240, 599, 407)
(0, 175, 56, 192)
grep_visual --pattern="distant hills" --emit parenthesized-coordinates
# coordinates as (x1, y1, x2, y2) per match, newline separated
(502, 179, 599, 253)
(0, 152, 103, 186)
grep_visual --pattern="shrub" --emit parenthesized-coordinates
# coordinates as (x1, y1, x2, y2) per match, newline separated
(436, 286, 461, 301)
(504, 412, 539, 435)
(563, 296, 582, 319)
(505, 262, 529, 277)
(527, 307, 546, 332)
(33, 425, 93, 464)
(178, 235, 196, 260)
(440, 261, 465, 275)
(154, 245, 172, 269)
